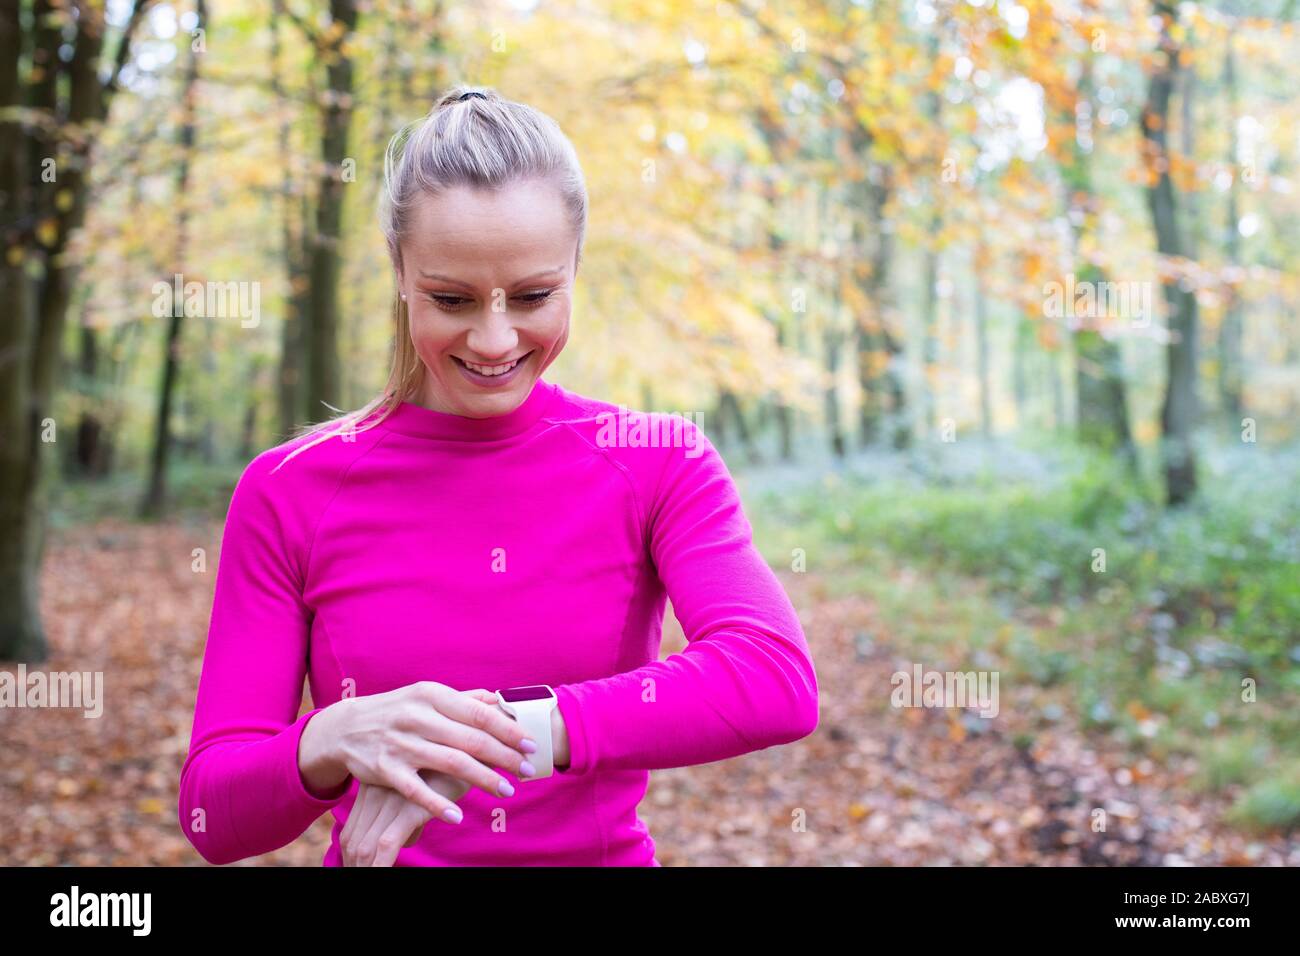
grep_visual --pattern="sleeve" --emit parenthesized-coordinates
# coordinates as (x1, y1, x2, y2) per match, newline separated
(552, 418, 819, 775)
(177, 450, 350, 865)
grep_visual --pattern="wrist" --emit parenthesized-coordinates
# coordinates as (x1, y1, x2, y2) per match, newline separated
(298, 702, 351, 796)
(550, 705, 570, 770)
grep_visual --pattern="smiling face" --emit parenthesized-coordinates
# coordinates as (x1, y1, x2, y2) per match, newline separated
(395, 177, 577, 418)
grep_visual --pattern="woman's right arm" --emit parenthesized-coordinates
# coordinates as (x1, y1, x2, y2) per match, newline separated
(177, 451, 361, 865)
(178, 450, 535, 865)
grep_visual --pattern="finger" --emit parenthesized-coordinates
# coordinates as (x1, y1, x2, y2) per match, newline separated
(403, 739, 521, 799)
(425, 684, 536, 756)
(399, 799, 433, 849)
(341, 785, 384, 867)
(402, 821, 425, 848)
(356, 792, 408, 868)
(341, 784, 377, 855)
(340, 788, 360, 851)
(405, 703, 535, 780)
(376, 802, 432, 866)
(424, 767, 473, 805)
(388, 765, 465, 823)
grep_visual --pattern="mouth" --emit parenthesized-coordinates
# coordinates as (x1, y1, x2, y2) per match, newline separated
(451, 350, 533, 386)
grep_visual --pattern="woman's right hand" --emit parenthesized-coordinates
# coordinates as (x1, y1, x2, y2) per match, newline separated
(299, 681, 537, 821)
(340, 769, 471, 867)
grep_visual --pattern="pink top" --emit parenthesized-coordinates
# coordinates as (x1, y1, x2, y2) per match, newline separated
(177, 377, 819, 865)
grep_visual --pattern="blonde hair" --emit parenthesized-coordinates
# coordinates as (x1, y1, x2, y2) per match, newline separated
(271, 85, 588, 473)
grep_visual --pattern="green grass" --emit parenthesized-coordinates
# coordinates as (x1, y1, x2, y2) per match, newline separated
(1226, 764, 1300, 834)
(49, 457, 246, 529)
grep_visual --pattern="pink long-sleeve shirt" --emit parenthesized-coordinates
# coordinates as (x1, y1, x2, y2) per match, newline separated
(178, 377, 818, 866)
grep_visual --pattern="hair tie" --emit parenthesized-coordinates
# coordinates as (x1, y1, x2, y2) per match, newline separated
(457, 91, 487, 102)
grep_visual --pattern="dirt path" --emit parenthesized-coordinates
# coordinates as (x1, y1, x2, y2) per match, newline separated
(1, 519, 1295, 865)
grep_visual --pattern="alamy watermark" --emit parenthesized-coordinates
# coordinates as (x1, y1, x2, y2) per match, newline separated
(151, 273, 261, 328)
(1043, 272, 1154, 329)
(50, 886, 150, 935)
(595, 406, 704, 459)
(890, 662, 999, 718)
(0, 665, 103, 718)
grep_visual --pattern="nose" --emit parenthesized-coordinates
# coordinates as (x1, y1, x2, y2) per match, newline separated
(464, 311, 521, 362)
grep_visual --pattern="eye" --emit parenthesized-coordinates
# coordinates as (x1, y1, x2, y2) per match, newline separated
(428, 294, 470, 311)
(516, 289, 555, 306)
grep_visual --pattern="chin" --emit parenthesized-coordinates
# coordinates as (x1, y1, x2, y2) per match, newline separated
(454, 380, 531, 413)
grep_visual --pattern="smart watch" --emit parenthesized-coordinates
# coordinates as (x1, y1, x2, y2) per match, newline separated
(494, 685, 557, 779)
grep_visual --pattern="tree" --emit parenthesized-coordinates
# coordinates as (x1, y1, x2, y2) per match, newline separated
(0, 0, 152, 662)
(141, 0, 207, 518)
(287, 0, 361, 425)
(1064, 47, 1134, 463)
(1142, 0, 1200, 505)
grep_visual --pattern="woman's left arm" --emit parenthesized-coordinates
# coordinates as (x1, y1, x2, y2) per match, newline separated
(552, 418, 819, 776)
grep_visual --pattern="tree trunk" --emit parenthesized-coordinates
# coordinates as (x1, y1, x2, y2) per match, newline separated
(71, 323, 113, 477)
(1143, 0, 1199, 505)
(824, 328, 846, 459)
(0, 0, 42, 662)
(1060, 53, 1135, 462)
(1012, 317, 1029, 426)
(1218, 26, 1244, 420)
(919, 30, 943, 438)
(0, 0, 148, 659)
(771, 320, 794, 461)
(719, 390, 760, 465)
(1047, 342, 1065, 430)
(973, 244, 993, 438)
(141, 0, 205, 518)
(920, 242, 940, 436)
(304, 0, 360, 423)
(1074, 324, 1133, 455)
(272, 0, 306, 439)
(856, 164, 905, 449)
(752, 106, 796, 462)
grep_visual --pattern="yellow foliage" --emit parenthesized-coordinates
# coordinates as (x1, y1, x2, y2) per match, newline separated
(36, 219, 59, 248)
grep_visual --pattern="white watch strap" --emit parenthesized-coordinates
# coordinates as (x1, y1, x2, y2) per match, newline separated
(497, 697, 555, 779)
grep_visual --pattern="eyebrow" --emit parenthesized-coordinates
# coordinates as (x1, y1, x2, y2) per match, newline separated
(417, 267, 566, 289)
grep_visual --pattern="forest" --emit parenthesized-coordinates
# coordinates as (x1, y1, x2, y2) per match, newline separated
(0, 0, 1297, 865)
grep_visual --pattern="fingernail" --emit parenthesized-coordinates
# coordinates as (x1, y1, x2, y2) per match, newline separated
(520, 738, 538, 753)
(498, 779, 515, 797)
(442, 806, 463, 824)
(519, 760, 536, 777)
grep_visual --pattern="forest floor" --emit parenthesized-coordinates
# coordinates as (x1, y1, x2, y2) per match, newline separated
(1, 516, 1296, 865)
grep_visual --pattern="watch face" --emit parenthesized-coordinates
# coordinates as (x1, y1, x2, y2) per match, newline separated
(499, 685, 554, 703)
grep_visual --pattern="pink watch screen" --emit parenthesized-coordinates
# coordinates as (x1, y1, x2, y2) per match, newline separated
(500, 685, 553, 702)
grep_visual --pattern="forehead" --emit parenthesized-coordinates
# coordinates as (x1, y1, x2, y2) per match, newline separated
(403, 178, 572, 279)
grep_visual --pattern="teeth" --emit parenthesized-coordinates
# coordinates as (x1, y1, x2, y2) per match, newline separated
(463, 355, 523, 376)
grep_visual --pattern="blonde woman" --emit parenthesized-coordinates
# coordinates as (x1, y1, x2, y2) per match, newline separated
(178, 86, 819, 866)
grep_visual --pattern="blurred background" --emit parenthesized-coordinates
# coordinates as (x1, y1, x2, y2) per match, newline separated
(0, 0, 1297, 864)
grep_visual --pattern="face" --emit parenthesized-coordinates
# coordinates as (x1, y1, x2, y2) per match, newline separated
(395, 178, 577, 418)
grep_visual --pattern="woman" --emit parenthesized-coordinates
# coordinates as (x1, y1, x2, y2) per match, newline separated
(177, 86, 819, 867)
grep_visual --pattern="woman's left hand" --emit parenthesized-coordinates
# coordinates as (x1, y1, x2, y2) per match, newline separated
(340, 689, 498, 866)
(341, 768, 470, 866)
